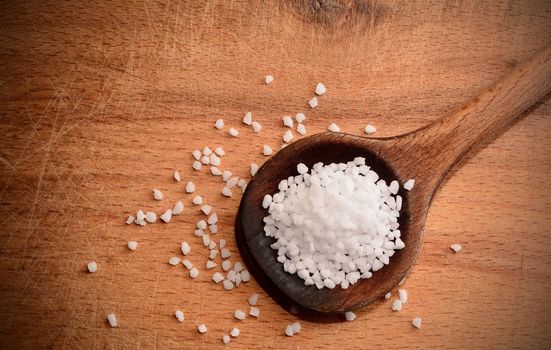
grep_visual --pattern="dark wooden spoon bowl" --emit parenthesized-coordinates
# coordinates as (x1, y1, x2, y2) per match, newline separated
(236, 47, 551, 313)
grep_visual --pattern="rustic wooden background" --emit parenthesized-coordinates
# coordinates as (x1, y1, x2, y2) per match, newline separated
(1, 1, 550, 349)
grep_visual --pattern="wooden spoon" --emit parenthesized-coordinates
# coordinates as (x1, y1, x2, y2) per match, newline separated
(236, 47, 551, 314)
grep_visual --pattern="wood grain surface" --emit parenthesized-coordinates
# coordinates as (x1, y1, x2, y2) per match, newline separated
(1, 0, 550, 349)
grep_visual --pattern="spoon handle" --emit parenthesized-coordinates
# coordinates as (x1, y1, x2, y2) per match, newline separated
(408, 46, 551, 178)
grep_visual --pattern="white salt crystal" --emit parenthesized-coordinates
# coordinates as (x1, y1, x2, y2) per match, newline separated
(237, 179, 246, 187)
(190, 267, 200, 278)
(219, 239, 227, 249)
(192, 150, 202, 160)
(198, 324, 207, 333)
(282, 116, 294, 128)
(283, 130, 293, 143)
(175, 310, 185, 322)
(222, 260, 232, 271)
(174, 170, 181, 182)
(215, 147, 225, 157)
(291, 322, 301, 333)
(192, 195, 202, 205)
(243, 112, 252, 125)
(227, 177, 239, 188)
(221, 187, 232, 197)
(192, 161, 202, 171)
(222, 170, 232, 181)
(285, 325, 294, 337)
(265, 75, 273, 84)
(223, 279, 234, 290)
(262, 194, 272, 208)
(212, 272, 224, 283)
(450, 243, 462, 253)
(249, 307, 260, 317)
(297, 123, 306, 135)
(295, 113, 305, 123)
(328, 123, 340, 132)
(136, 210, 146, 222)
(201, 205, 212, 215)
(182, 259, 193, 270)
(172, 201, 184, 215)
(211, 166, 222, 176)
(230, 327, 240, 337)
(315, 83, 326, 95)
(194, 229, 204, 237)
(125, 215, 135, 225)
(208, 240, 217, 249)
(392, 299, 402, 311)
(87, 261, 97, 273)
(389, 180, 399, 195)
(404, 179, 415, 191)
(209, 249, 218, 259)
(364, 124, 377, 134)
(207, 213, 218, 225)
(153, 189, 163, 201)
(181, 242, 190, 255)
(203, 146, 212, 156)
(215, 119, 224, 129)
(308, 97, 318, 108)
(201, 233, 210, 245)
(160, 209, 172, 223)
(127, 241, 138, 251)
(206, 260, 217, 269)
(227, 270, 237, 282)
(412, 317, 422, 329)
(250, 163, 259, 177)
(210, 154, 221, 167)
(209, 224, 218, 234)
(169, 256, 181, 265)
(399, 289, 408, 304)
(296, 163, 308, 174)
(201, 155, 210, 165)
(345, 311, 356, 321)
(221, 248, 231, 259)
(241, 270, 250, 282)
(145, 211, 156, 223)
(223, 334, 230, 344)
(234, 310, 246, 320)
(107, 313, 117, 327)
(262, 145, 273, 156)
(228, 128, 239, 137)
(248, 294, 259, 306)
(385, 292, 392, 299)
(252, 121, 262, 133)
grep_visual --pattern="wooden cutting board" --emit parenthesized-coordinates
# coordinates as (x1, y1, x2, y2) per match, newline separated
(1, 1, 550, 349)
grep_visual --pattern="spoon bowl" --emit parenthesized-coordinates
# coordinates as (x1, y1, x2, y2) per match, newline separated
(236, 47, 551, 313)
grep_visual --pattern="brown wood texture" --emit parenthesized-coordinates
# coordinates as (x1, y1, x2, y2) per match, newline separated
(1, 1, 551, 349)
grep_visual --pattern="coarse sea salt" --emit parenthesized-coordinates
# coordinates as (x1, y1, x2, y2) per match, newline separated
(221, 187, 232, 197)
(192, 195, 202, 205)
(308, 97, 318, 108)
(190, 268, 200, 278)
(198, 324, 207, 333)
(248, 294, 259, 305)
(229, 128, 239, 137)
(107, 313, 117, 327)
(450, 243, 462, 253)
(265, 75, 273, 84)
(173, 201, 184, 215)
(223, 334, 231, 345)
(412, 317, 422, 329)
(192, 161, 202, 171)
(283, 130, 294, 143)
(249, 307, 260, 317)
(215, 147, 225, 157)
(252, 121, 262, 133)
(153, 189, 163, 201)
(222, 170, 232, 181)
(295, 113, 305, 123)
(297, 123, 306, 135)
(243, 112, 252, 125)
(365, 124, 377, 134)
(345, 311, 356, 321)
(328, 123, 340, 132)
(174, 170, 181, 182)
(250, 163, 259, 177)
(181, 242, 190, 255)
(127, 241, 138, 251)
(263, 145, 273, 156)
(175, 310, 185, 322)
(215, 119, 224, 129)
(315, 83, 326, 95)
(87, 261, 97, 273)
(282, 116, 294, 128)
(212, 272, 224, 283)
(160, 209, 172, 223)
(404, 179, 415, 191)
(263, 160, 404, 289)
(234, 310, 246, 320)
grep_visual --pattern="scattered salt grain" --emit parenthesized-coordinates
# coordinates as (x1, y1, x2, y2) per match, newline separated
(249, 307, 260, 317)
(250, 163, 259, 177)
(181, 242, 190, 255)
(221, 248, 231, 259)
(297, 123, 306, 135)
(223, 279, 234, 290)
(282, 116, 294, 128)
(209, 249, 218, 259)
(263, 145, 273, 156)
(136, 210, 146, 222)
(308, 97, 318, 108)
(283, 130, 293, 143)
(201, 205, 212, 215)
(315, 83, 326, 95)
(248, 294, 259, 306)
(211, 166, 222, 176)
(190, 268, 200, 278)
(265, 75, 273, 84)
(295, 113, 305, 123)
(252, 121, 262, 133)
(404, 179, 415, 191)
(210, 154, 221, 166)
(328, 123, 340, 132)
(412, 317, 422, 329)
(262, 194, 272, 208)
(198, 324, 207, 333)
(450, 243, 462, 253)
(126, 215, 135, 225)
(243, 112, 252, 125)
(296, 163, 308, 174)
(209, 224, 218, 234)
(192, 161, 202, 171)
(234, 310, 246, 320)
(345, 311, 356, 321)
(201, 232, 210, 245)
(222, 170, 232, 181)
(385, 292, 392, 299)
(193, 229, 204, 237)
(230, 327, 240, 337)
(215, 147, 225, 157)
(145, 211, 157, 223)
(192, 149, 202, 160)
(107, 313, 117, 327)
(206, 260, 217, 269)
(227, 270, 237, 282)
(202, 146, 212, 156)
(174, 170, 181, 182)
(87, 261, 97, 273)
(215, 119, 224, 130)
(285, 324, 294, 337)
(241, 270, 250, 282)
(219, 239, 227, 249)
(399, 289, 408, 304)
(127, 241, 138, 251)
(212, 272, 224, 283)
(201, 155, 210, 165)
(182, 259, 193, 270)
(291, 322, 301, 334)
(227, 177, 239, 188)
(207, 213, 218, 225)
(222, 260, 232, 271)
(153, 189, 163, 201)
(234, 261, 244, 272)
(169, 257, 181, 265)
(223, 334, 231, 344)
(172, 201, 184, 215)
(192, 195, 202, 205)
(392, 299, 403, 311)
(237, 179, 246, 187)
(208, 240, 217, 249)
(221, 187, 232, 197)
(175, 310, 185, 322)
(364, 124, 377, 134)
(229, 128, 239, 137)
(160, 209, 172, 223)
(389, 180, 399, 195)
